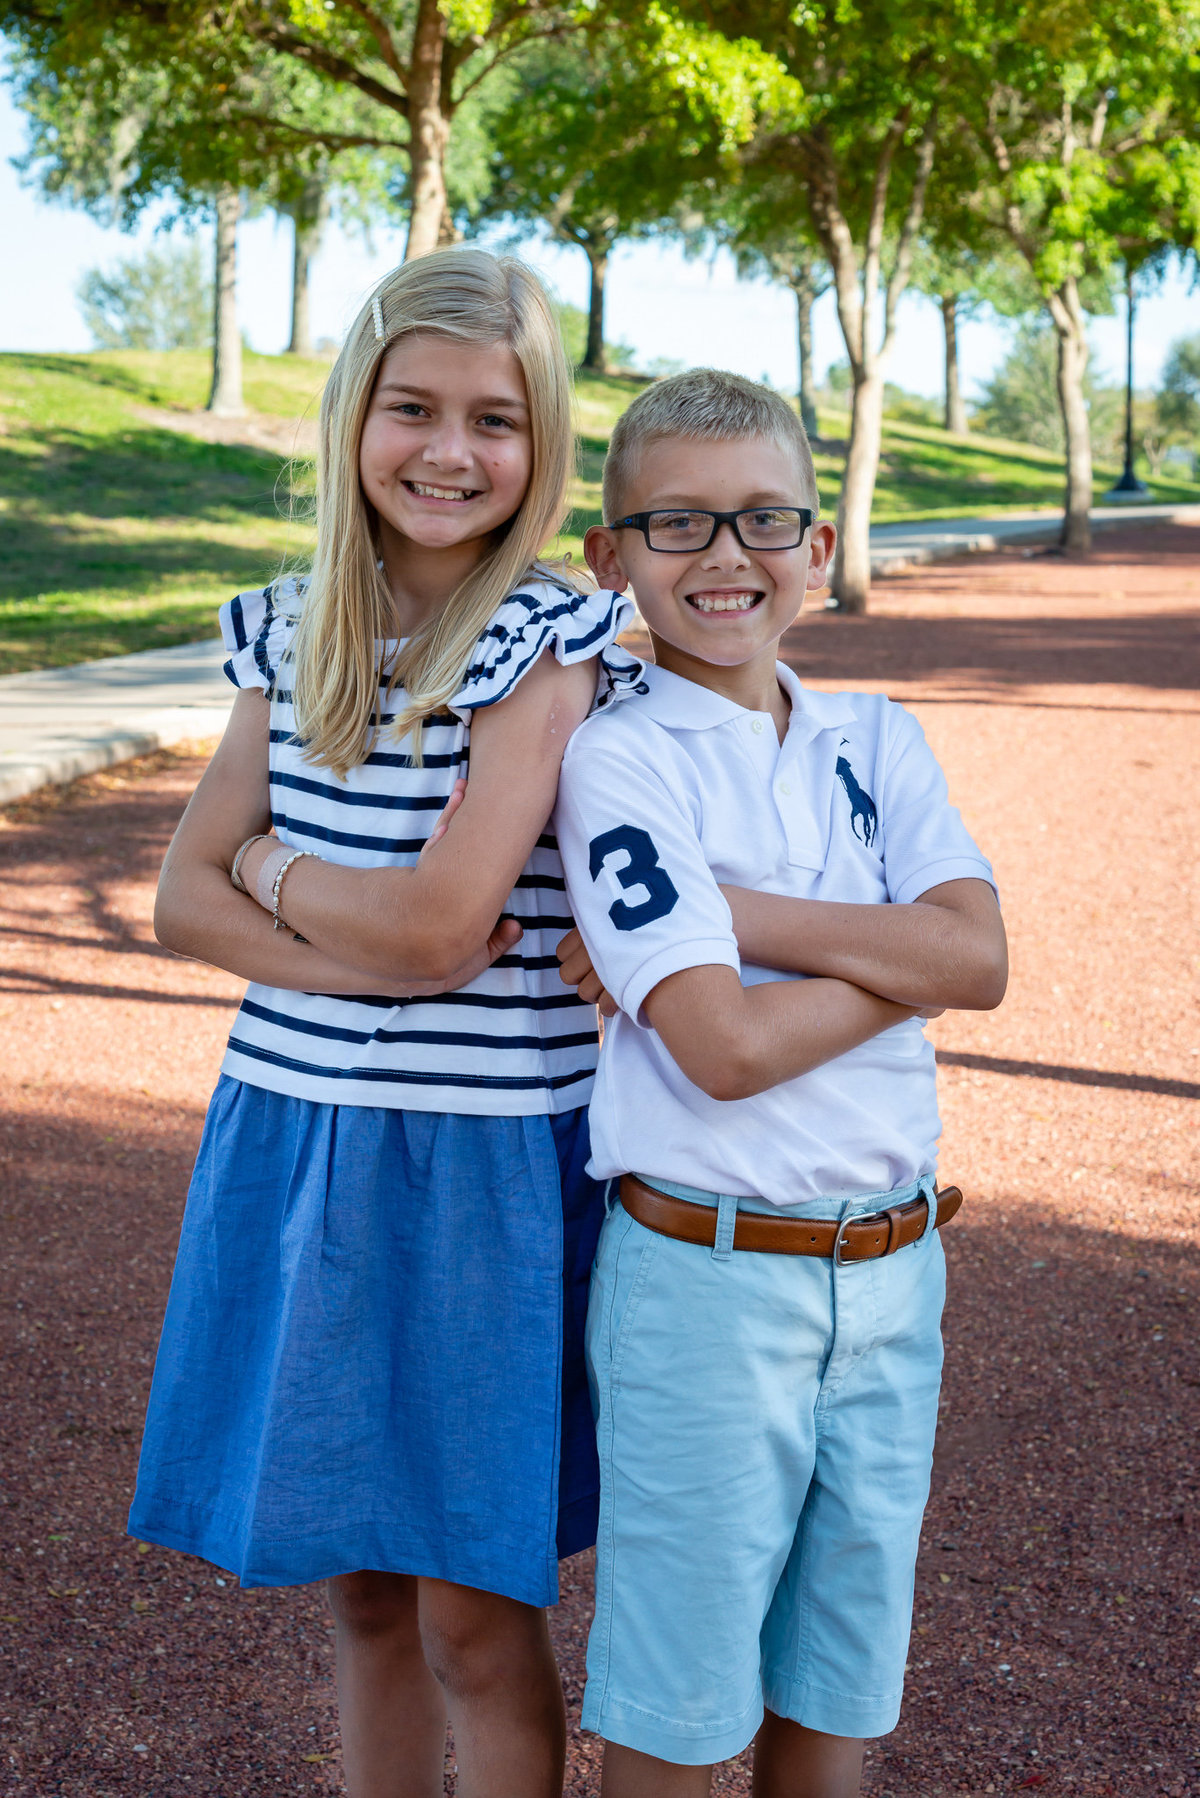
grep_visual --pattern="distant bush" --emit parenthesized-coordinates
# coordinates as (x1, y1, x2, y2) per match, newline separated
(973, 320, 1122, 457)
(883, 385, 940, 426)
(1156, 334, 1200, 439)
(817, 361, 939, 426)
(554, 301, 635, 371)
(78, 240, 211, 352)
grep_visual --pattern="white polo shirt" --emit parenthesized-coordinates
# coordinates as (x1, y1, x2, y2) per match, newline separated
(554, 661, 996, 1206)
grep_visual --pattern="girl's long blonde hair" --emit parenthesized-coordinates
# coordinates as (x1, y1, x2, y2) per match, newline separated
(288, 248, 577, 774)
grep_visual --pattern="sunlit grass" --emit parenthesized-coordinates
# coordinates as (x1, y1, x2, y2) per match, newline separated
(2, 351, 1196, 674)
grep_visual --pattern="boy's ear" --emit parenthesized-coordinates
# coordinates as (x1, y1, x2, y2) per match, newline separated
(584, 525, 630, 593)
(806, 520, 837, 592)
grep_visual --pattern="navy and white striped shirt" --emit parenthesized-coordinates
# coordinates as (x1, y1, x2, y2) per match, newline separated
(218, 575, 642, 1114)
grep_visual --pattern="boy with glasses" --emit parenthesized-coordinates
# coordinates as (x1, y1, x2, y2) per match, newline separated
(553, 369, 1006, 1797)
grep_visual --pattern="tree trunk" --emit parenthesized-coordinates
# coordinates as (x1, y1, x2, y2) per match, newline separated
(1049, 278, 1092, 551)
(582, 245, 609, 373)
(941, 294, 967, 435)
(287, 178, 329, 357)
(794, 271, 819, 439)
(831, 369, 886, 612)
(405, 0, 449, 260)
(207, 184, 243, 417)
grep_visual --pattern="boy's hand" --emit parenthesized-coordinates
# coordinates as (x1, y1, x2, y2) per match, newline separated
(557, 926, 618, 1018)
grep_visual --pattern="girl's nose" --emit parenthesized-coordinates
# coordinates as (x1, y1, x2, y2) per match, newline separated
(423, 421, 474, 469)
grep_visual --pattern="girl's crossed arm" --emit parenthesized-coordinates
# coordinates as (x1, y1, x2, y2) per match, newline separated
(155, 688, 521, 994)
(225, 650, 597, 983)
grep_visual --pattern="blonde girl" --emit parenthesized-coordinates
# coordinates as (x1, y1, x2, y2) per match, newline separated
(129, 249, 638, 1798)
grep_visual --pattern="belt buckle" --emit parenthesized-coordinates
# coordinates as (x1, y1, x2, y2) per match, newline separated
(831, 1212, 860, 1267)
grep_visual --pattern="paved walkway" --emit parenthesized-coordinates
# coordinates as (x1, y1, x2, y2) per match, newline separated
(2, 502, 1196, 804)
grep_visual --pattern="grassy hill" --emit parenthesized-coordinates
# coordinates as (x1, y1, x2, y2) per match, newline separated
(2, 348, 1197, 675)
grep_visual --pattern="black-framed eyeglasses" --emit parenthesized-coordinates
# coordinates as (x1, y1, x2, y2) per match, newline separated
(607, 506, 816, 553)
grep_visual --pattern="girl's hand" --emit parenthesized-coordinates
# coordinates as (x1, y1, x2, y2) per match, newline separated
(557, 926, 617, 1019)
(397, 915, 523, 996)
(419, 778, 467, 861)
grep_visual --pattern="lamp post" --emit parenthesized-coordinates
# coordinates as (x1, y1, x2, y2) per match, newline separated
(1103, 263, 1149, 501)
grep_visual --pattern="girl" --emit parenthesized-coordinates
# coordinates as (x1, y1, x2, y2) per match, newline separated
(129, 249, 639, 1798)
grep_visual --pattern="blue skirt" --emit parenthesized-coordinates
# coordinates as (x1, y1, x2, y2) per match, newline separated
(129, 1077, 605, 1607)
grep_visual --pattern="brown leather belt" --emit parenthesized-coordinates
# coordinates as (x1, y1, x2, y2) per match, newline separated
(619, 1174, 963, 1264)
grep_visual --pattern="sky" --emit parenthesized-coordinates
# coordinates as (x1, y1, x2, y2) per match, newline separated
(2, 84, 1195, 399)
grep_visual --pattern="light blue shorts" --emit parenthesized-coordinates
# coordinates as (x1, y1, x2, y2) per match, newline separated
(583, 1174, 946, 1765)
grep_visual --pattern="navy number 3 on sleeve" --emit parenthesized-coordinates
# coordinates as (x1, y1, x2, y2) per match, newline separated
(588, 825, 679, 932)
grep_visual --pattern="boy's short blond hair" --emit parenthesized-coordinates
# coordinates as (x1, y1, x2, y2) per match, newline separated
(602, 368, 819, 522)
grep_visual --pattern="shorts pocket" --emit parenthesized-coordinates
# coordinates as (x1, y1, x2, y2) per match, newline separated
(587, 1206, 662, 1395)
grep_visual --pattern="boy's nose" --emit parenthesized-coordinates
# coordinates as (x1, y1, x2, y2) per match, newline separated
(700, 522, 751, 566)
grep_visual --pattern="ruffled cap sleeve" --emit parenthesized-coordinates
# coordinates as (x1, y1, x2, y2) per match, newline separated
(218, 580, 301, 692)
(447, 577, 647, 720)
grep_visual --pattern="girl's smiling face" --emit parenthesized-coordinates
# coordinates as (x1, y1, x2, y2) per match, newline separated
(360, 334, 533, 609)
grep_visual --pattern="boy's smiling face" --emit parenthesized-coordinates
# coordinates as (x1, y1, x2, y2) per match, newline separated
(584, 434, 836, 704)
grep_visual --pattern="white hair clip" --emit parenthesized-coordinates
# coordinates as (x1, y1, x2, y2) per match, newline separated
(371, 294, 386, 343)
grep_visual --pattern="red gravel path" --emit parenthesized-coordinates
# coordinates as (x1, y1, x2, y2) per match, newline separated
(2, 524, 1197, 1797)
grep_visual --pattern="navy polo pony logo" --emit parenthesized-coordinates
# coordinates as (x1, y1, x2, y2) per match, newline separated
(835, 755, 878, 847)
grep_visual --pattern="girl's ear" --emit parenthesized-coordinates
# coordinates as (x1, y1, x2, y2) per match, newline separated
(584, 525, 630, 592)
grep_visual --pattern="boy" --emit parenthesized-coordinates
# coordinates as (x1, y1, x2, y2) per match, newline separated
(553, 369, 1006, 1797)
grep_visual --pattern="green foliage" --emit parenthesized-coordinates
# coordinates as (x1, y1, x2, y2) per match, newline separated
(952, 0, 1200, 298)
(973, 321, 1122, 457)
(474, 15, 792, 254)
(77, 239, 211, 351)
(1157, 334, 1200, 438)
(554, 303, 634, 371)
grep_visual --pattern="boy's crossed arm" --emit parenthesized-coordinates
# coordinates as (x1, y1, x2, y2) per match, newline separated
(637, 962, 915, 1103)
(555, 738, 934, 1103)
(558, 877, 1006, 1024)
(720, 877, 1007, 1010)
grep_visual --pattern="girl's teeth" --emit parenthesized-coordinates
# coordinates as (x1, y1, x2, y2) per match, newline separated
(410, 482, 474, 499)
(691, 593, 757, 613)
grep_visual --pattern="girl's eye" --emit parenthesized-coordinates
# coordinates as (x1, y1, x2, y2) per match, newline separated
(479, 414, 515, 430)
(392, 402, 427, 418)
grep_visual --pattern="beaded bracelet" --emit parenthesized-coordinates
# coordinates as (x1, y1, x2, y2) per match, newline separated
(270, 848, 320, 931)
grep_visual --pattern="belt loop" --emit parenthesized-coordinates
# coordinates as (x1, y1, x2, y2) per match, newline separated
(711, 1194, 738, 1262)
(603, 1177, 617, 1219)
(919, 1175, 938, 1241)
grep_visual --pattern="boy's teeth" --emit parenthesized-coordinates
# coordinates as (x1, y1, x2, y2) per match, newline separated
(410, 481, 474, 499)
(690, 592, 758, 613)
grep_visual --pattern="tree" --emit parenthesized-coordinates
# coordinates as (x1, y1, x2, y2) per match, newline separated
(5, 31, 402, 411)
(906, 239, 988, 436)
(283, 173, 332, 358)
(475, 13, 793, 371)
(77, 236, 210, 349)
(973, 318, 1121, 457)
(714, 188, 831, 437)
(952, 0, 1200, 549)
(690, 0, 952, 610)
(2, 0, 601, 261)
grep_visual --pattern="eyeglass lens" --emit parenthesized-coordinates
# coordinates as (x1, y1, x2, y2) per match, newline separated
(646, 509, 805, 550)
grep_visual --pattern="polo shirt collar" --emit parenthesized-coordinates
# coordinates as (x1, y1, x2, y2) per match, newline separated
(632, 658, 857, 736)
